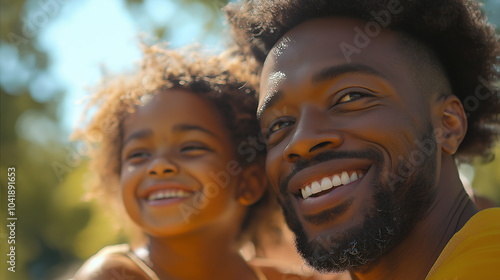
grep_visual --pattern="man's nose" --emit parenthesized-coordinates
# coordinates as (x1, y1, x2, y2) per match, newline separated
(283, 107, 343, 163)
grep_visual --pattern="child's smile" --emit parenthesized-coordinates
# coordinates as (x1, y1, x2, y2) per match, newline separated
(142, 181, 195, 206)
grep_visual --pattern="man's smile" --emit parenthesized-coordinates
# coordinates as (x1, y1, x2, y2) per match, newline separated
(284, 158, 373, 216)
(299, 170, 365, 199)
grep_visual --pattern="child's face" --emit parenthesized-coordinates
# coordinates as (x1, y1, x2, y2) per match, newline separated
(120, 89, 245, 237)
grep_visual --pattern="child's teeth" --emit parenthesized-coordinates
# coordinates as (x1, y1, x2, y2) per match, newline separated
(341, 171, 350, 185)
(301, 188, 307, 199)
(332, 175, 342, 187)
(148, 189, 191, 200)
(320, 177, 333, 191)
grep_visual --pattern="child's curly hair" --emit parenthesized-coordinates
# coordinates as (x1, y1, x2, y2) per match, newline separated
(72, 44, 270, 241)
(225, 0, 500, 161)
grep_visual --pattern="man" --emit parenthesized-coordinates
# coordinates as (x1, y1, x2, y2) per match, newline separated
(225, 0, 500, 279)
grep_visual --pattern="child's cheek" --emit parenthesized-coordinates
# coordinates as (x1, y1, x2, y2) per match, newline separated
(119, 164, 137, 188)
(126, 165, 137, 173)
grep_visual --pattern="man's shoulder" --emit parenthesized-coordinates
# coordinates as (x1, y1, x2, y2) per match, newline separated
(459, 207, 500, 239)
(73, 244, 151, 280)
(426, 208, 500, 279)
(468, 207, 500, 222)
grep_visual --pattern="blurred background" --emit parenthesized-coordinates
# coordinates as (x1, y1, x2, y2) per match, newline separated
(0, 0, 499, 279)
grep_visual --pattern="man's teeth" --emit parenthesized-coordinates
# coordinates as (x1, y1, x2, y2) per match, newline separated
(148, 189, 192, 201)
(300, 171, 364, 199)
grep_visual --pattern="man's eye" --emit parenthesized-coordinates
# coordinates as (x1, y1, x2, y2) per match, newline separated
(338, 92, 369, 104)
(267, 119, 294, 137)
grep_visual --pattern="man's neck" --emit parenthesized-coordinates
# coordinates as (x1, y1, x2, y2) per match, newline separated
(352, 156, 478, 280)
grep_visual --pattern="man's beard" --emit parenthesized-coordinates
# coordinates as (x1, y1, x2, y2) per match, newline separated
(277, 127, 438, 273)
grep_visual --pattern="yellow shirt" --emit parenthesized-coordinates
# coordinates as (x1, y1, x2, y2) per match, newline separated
(426, 207, 500, 279)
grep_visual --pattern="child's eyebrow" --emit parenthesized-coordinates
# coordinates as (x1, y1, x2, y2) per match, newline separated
(123, 129, 153, 146)
(173, 124, 220, 140)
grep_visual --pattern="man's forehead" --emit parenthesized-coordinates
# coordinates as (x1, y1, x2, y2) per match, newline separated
(260, 19, 373, 109)
(270, 17, 375, 53)
(272, 36, 293, 59)
(258, 17, 452, 117)
(261, 17, 445, 90)
(261, 17, 396, 85)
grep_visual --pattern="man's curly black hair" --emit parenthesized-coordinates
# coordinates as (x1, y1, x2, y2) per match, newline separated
(225, 0, 500, 161)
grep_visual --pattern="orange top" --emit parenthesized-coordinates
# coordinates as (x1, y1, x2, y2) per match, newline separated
(426, 207, 500, 279)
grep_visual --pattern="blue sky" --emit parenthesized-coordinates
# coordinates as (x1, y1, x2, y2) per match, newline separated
(35, 0, 226, 135)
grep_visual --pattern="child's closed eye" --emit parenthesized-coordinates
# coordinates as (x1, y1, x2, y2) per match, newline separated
(180, 143, 213, 156)
(129, 151, 151, 158)
(124, 150, 151, 163)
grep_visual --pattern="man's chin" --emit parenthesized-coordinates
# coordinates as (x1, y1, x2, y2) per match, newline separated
(294, 221, 390, 273)
(282, 188, 404, 273)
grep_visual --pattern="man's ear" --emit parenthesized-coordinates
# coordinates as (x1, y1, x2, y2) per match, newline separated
(436, 95, 467, 155)
(236, 164, 268, 206)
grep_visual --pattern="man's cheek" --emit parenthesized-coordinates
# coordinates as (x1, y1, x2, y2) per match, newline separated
(265, 149, 282, 183)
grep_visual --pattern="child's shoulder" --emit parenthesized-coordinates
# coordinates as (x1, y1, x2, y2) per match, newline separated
(73, 244, 151, 280)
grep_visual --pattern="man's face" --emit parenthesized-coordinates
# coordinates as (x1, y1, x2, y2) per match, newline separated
(258, 18, 442, 272)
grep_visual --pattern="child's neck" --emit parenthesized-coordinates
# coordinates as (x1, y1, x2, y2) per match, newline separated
(143, 230, 257, 280)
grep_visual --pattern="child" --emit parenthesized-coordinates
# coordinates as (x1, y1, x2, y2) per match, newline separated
(72, 44, 318, 280)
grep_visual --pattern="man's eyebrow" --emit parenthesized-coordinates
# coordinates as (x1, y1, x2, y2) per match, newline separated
(173, 124, 220, 139)
(123, 129, 153, 146)
(312, 64, 385, 83)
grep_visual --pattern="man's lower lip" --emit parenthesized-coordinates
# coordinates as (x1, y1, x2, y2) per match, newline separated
(295, 174, 366, 216)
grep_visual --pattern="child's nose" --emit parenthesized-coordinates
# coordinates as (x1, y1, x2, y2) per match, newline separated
(147, 157, 178, 176)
